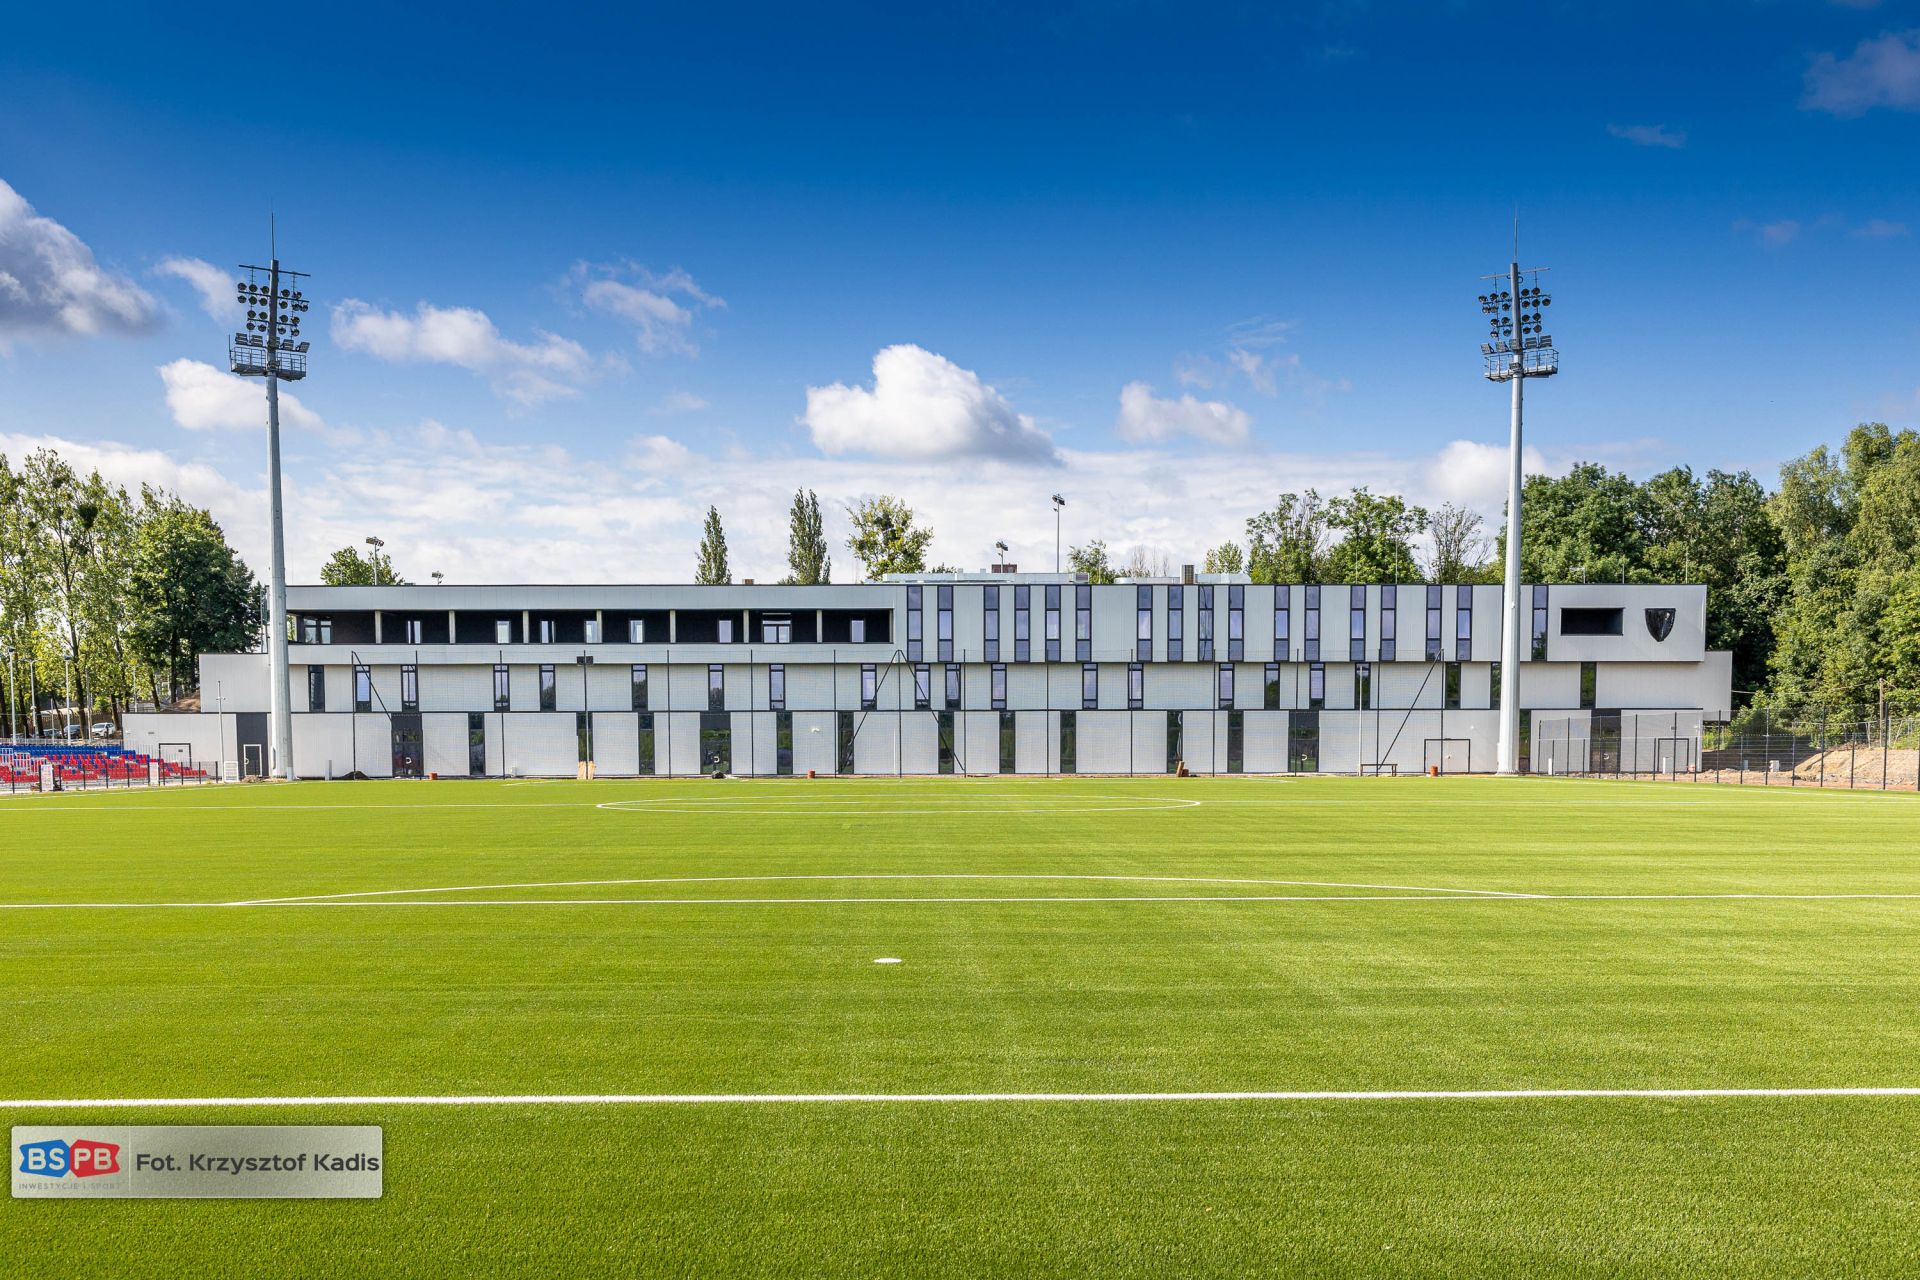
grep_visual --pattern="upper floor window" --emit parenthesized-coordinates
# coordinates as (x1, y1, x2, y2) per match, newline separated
(1043, 585, 1061, 662)
(307, 665, 326, 713)
(1168, 585, 1184, 662)
(583, 619, 600, 644)
(716, 618, 734, 644)
(539, 664, 557, 712)
(497, 618, 513, 645)
(1127, 662, 1144, 710)
(1217, 663, 1234, 709)
(944, 663, 961, 709)
(1455, 585, 1474, 661)
(300, 616, 333, 644)
(353, 664, 372, 713)
(850, 618, 866, 644)
(1308, 662, 1325, 710)
(1264, 661, 1279, 711)
(770, 663, 786, 711)
(1580, 661, 1598, 709)
(1354, 662, 1371, 711)
(1014, 586, 1032, 662)
(1531, 585, 1549, 660)
(937, 586, 954, 662)
(913, 663, 931, 710)
(1380, 585, 1397, 662)
(709, 664, 726, 711)
(1136, 585, 1153, 661)
(983, 585, 1000, 661)
(1227, 585, 1244, 661)
(860, 664, 877, 711)
(1349, 585, 1367, 662)
(1082, 662, 1098, 710)
(493, 664, 510, 711)
(1197, 585, 1214, 661)
(1425, 586, 1443, 661)
(403, 618, 423, 645)
(630, 664, 648, 711)
(1274, 588, 1290, 654)
(630, 619, 647, 644)
(990, 663, 1007, 710)
(761, 615, 792, 644)
(906, 585, 924, 662)
(1490, 660, 1501, 710)
(537, 619, 555, 644)
(1075, 585, 1092, 662)
(1303, 585, 1320, 662)
(400, 664, 419, 712)
(1444, 661, 1462, 710)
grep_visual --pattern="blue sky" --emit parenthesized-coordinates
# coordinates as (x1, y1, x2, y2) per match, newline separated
(2, 1, 1917, 581)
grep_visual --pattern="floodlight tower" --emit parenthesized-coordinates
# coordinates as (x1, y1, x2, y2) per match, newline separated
(1478, 251, 1557, 776)
(231, 251, 313, 781)
(1051, 494, 1066, 573)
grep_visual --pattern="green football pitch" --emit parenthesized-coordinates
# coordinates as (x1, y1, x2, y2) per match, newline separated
(5, 775, 1920, 1277)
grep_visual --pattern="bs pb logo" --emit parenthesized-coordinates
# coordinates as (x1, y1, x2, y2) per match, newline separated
(18, 1138, 121, 1178)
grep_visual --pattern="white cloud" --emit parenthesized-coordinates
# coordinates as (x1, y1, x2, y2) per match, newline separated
(330, 299, 598, 405)
(1852, 218, 1909, 239)
(0, 178, 159, 341)
(1422, 440, 1551, 512)
(1804, 29, 1920, 116)
(802, 344, 1059, 463)
(159, 358, 325, 433)
(154, 256, 241, 322)
(1115, 382, 1252, 445)
(1734, 218, 1801, 248)
(575, 262, 722, 356)
(1607, 123, 1686, 149)
(651, 389, 709, 414)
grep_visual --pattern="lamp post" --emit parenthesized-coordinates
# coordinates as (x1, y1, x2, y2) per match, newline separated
(1477, 246, 1558, 776)
(231, 250, 312, 781)
(365, 536, 387, 583)
(993, 539, 1009, 572)
(1051, 495, 1066, 573)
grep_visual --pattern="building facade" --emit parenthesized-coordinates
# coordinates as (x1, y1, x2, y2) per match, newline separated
(123, 574, 1731, 779)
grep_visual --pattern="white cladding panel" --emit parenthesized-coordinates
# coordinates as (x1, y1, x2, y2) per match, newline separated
(199, 653, 270, 712)
(123, 712, 229, 771)
(594, 712, 640, 774)
(500, 712, 575, 776)
(1015, 710, 1049, 774)
(1076, 711, 1133, 773)
(785, 664, 836, 710)
(792, 712, 836, 775)
(664, 713, 702, 775)
(423, 665, 491, 713)
(900, 713, 939, 775)
(1245, 710, 1287, 773)
(1132, 712, 1169, 774)
(1147, 663, 1210, 711)
(853, 713, 899, 774)
(1005, 664, 1050, 710)
(1178, 709, 1217, 773)
(422, 713, 472, 776)
(960, 711, 1001, 775)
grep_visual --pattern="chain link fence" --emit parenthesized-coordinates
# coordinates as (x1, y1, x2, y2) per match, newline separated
(1533, 710, 1920, 792)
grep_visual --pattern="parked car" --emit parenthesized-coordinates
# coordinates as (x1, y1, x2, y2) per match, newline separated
(90, 722, 118, 739)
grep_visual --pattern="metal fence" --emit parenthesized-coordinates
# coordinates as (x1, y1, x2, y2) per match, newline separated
(1533, 711, 1920, 792)
(0, 740, 221, 795)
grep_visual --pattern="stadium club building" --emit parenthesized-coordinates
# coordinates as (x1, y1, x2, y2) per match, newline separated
(124, 573, 1731, 780)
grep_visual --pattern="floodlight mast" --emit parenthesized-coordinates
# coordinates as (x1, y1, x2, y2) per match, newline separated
(1478, 253, 1557, 776)
(231, 253, 312, 782)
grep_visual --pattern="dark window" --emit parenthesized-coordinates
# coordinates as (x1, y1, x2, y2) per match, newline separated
(1227, 584, 1245, 661)
(1580, 661, 1598, 709)
(1490, 661, 1501, 710)
(1227, 710, 1245, 774)
(1014, 585, 1032, 662)
(1519, 709, 1533, 773)
(400, 664, 419, 712)
(837, 710, 855, 774)
(300, 616, 333, 644)
(944, 663, 961, 709)
(630, 664, 648, 711)
(999, 711, 1016, 774)
(1274, 588, 1290, 654)
(1166, 710, 1184, 773)
(307, 665, 325, 713)
(576, 711, 592, 764)
(1308, 662, 1325, 711)
(906, 584, 923, 662)
(1044, 584, 1062, 662)
(1217, 663, 1234, 709)
(1444, 662, 1462, 710)
(1289, 710, 1320, 773)
(1426, 586, 1443, 661)
(770, 663, 786, 711)
(468, 712, 486, 776)
(493, 664, 510, 711)
(1380, 584, 1397, 662)
(1303, 585, 1320, 662)
(990, 663, 1007, 710)
(1082, 663, 1098, 710)
(1136, 585, 1153, 660)
(1197, 585, 1214, 661)
(760, 615, 791, 644)
(1354, 662, 1372, 711)
(636, 712, 655, 775)
(699, 710, 730, 773)
(1168, 585, 1184, 661)
(354, 665, 372, 713)
(860, 664, 876, 711)
(1264, 662, 1279, 710)
(1455, 585, 1473, 661)
(937, 585, 954, 661)
(1059, 710, 1077, 775)
(1561, 607, 1624, 637)
(983, 585, 1000, 661)
(708, 664, 724, 711)
(776, 711, 793, 776)
(1531, 585, 1549, 660)
(913, 663, 930, 710)
(1350, 585, 1367, 662)
(539, 664, 557, 712)
(937, 711, 956, 775)
(1075, 584, 1092, 662)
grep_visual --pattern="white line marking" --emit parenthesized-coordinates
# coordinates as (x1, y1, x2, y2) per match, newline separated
(596, 797, 1203, 815)
(6, 1087, 1920, 1109)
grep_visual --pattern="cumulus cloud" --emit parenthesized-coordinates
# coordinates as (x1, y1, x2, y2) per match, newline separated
(331, 299, 598, 405)
(574, 262, 723, 356)
(0, 178, 159, 341)
(154, 256, 241, 322)
(1607, 123, 1686, 149)
(159, 358, 325, 432)
(802, 344, 1058, 463)
(1803, 29, 1920, 116)
(1422, 440, 1551, 512)
(651, 389, 709, 414)
(1114, 382, 1252, 445)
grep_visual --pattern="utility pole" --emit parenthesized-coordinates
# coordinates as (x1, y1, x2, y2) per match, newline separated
(230, 244, 312, 781)
(1478, 239, 1557, 776)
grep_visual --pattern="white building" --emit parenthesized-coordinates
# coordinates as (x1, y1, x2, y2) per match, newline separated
(123, 573, 1730, 779)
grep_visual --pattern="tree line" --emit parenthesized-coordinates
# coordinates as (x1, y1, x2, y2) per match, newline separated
(0, 449, 262, 734)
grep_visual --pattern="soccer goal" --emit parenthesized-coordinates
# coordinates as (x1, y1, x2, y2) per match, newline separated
(1358, 762, 1400, 776)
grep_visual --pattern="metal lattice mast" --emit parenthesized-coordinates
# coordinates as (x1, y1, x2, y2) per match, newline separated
(1477, 249, 1556, 776)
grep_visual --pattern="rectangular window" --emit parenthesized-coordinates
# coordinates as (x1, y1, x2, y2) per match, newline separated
(1531, 585, 1549, 660)
(537, 618, 555, 644)
(539, 664, 557, 712)
(583, 619, 600, 644)
(636, 712, 655, 775)
(708, 664, 725, 711)
(1560, 607, 1624, 637)
(1014, 585, 1031, 662)
(1227, 584, 1244, 661)
(400, 664, 419, 712)
(493, 664, 510, 712)
(1059, 710, 1076, 775)
(1128, 662, 1144, 710)
(850, 618, 867, 644)
(403, 618, 423, 645)
(999, 710, 1016, 774)
(630, 619, 646, 644)
(937, 711, 956, 775)
(630, 664, 648, 711)
(353, 665, 371, 713)
(576, 710, 592, 764)
(937, 585, 954, 661)
(1308, 662, 1325, 711)
(837, 710, 855, 774)
(1274, 588, 1290, 654)
(699, 710, 730, 774)
(1379, 585, 1397, 662)
(1227, 710, 1245, 774)
(990, 663, 1007, 710)
(1136, 585, 1153, 660)
(497, 619, 514, 644)
(468, 712, 486, 776)
(944, 663, 961, 709)
(1264, 662, 1279, 710)
(300, 616, 333, 644)
(770, 663, 786, 712)
(1075, 584, 1092, 662)
(762, 616, 792, 644)
(1489, 661, 1501, 710)
(983, 585, 1000, 662)
(1303, 585, 1321, 662)
(1580, 661, 1598, 710)
(1519, 709, 1533, 773)
(1197, 585, 1214, 661)
(1354, 662, 1372, 711)
(913, 663, 930, 710)
(717, 618, 734, 644)
(860, 664, 876, 711)
(1168, 585, 1184, 661)
(1217, 663, 1234, 709)
(1426, 586, 1443, 661)
(1455, 585, 1473, 661)
(906, 584, 924, 662)
(1082, 663, 1098, 710)
(1044, 584, 1062, 662)
(1444, 662, 1462, 710)
(776, 711, 793, 776)
(307, 665, 326, 713)
(1289, 710, 1320, 773)
(1350, 585, 1367, 662)
(1166, 710, 1184, 773)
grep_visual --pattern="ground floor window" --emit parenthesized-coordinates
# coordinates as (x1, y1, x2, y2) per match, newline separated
(1059, 710, 1076, 774)
(467, 712, 486, 776)
(937, 711, 955, 775)
(308, 665, 326, 713)
(539, 664, 556, 712)
(576, 711, 592, 763)
(1518, 709, 1532, 774)
(1289, 710, 1320, 773)
(998, 710, 1016, 773)
(1166, 710, 1183, 773)
(699, 710, 731, 774)
(836, 710, 855, 775)
(637, 712, 655, 775)
(1227, 709, 1244, 773)
(776, 711, 793, 776)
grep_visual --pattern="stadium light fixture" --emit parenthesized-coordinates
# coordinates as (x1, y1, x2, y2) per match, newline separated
(229, 230, 311, 782)
(994, 539, 1009, 571)
(1478, 232, 1559, 777)
(1051, 494, 1066, 573)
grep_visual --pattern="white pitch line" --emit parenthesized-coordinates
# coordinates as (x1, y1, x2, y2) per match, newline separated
(6, 1087, 1920, 1109)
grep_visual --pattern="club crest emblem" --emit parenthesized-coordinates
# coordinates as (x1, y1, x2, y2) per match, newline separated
(1645, 608, 1675, 642)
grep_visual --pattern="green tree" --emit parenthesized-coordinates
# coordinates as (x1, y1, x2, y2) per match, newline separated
(694, 506, 731, 584)
(1245, 490, 1326, 584)
(1424, 503, 1489, 583)
(127, 496, 264, 699)
(783, 489, 830, 585)
(1067, 540, 1118, 584)
(1322, 488, 1426, 584)
(1202, 542, 1245, 575)
(845, 495, 932, 580)
(1506, 462, 1644, 584)
(320, 545, 405, 586)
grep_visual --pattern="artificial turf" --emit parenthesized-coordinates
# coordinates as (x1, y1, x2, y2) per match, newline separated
(3, 775, 1919, 1277)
